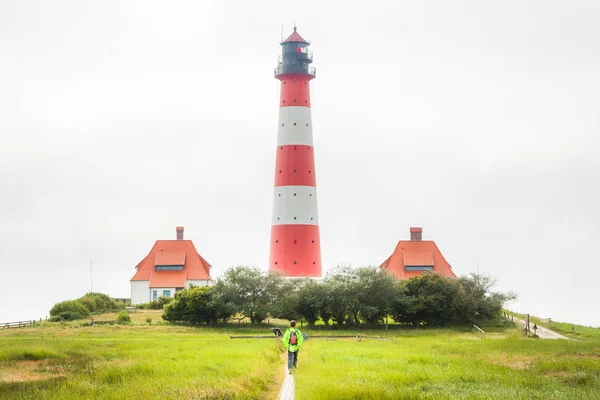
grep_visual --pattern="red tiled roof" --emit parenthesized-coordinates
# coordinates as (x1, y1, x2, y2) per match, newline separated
(381, 240, 456, 280)
(149, 270, 187, 288)
(155, 252, 185, 266)
(403, 252, 434, 266)
(131, 240, 211, 287)
(283, 27, 308, 43)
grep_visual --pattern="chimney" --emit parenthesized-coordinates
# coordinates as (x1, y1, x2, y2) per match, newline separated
(176, 226, 184, 240)
(410, 227, 422, 241)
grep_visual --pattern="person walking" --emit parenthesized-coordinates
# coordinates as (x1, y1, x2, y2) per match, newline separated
(283, 320, 303, 373)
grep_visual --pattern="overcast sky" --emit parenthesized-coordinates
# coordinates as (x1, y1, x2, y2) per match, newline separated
(1, 1, 598, 326)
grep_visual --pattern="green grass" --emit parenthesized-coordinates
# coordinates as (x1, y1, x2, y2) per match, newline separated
(293, 327, 600, 399)
(0, 315, 283, 400)
(2, 312, 600, 399)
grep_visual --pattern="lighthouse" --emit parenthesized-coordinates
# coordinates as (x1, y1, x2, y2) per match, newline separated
(269, 27, 322, 278)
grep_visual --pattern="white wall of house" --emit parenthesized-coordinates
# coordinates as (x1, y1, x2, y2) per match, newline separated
(186, 280, 211, 288)
(146, 287, 177, 301)
(131, 280, 150, 305)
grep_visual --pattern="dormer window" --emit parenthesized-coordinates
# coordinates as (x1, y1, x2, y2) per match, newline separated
(155, 265, 183, 271)
(405, 266, 433, 271)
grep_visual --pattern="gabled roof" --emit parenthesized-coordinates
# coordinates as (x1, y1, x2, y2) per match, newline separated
(381, 238, 456, 280)
(283, 27, 309, 44)
(131, 239, 212, 287)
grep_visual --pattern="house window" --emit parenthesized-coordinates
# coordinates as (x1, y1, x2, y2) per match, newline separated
(405, 266, 434, 271)
(152, 290, 158, 301)
(163, 290, 171, 298)
(155, 265, 184, 271)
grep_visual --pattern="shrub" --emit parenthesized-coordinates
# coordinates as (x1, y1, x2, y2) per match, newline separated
(116, 311, 131, 325)
(145, 316, 152, 325)
(50, 300, 91, 321)
(78, 293, 121, 314)
(135, 297, 173, 310)
(163, 286, 217, 324)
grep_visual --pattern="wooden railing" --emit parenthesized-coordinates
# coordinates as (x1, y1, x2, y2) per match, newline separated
(1, 320, 36, 329)
(473, 324, 486, 340)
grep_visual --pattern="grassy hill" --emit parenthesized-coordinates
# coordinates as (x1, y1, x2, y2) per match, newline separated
(1, 311, 599, 399)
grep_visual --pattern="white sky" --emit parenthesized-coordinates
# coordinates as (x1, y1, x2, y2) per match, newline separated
(1, 1, 598, 326)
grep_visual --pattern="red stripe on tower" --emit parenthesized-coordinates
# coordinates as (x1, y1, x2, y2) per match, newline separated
(269, 27, 322, 278)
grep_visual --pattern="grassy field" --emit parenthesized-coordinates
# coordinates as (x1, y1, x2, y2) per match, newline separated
(0, 311, 283, 400)
(2, 311, 599, 399)
(293, 327, 600, 399)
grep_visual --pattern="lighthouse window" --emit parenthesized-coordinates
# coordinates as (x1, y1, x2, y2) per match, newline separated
(276, 240, 279, 243)
(306, 123, 309, 126)
(294, 193, 297, 196)
(293, 169, 297, 172)
(279, 170, 282, 173)
(294, 261, 297, 264)
(293, 99, 297, 103)
(305, 100, 308, 103)
(275, 262, 278, 265)
(308, 170, 311, 173)
(283, 100, 286, 103)
(313, 262, 316, 265)
(278, 194, 281, 197)
(282, 123, 284, 126)
(294, 217, 297, 220)
(312, 240, 315, 243)
(293, 80, 297, 84)
(293, 123, 297, 126)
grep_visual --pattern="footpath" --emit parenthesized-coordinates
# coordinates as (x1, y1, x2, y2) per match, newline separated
(278, 364, 295, 400)
(513, 317, 569, 339)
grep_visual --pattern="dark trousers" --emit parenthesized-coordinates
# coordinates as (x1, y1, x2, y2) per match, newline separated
(287, 349, 299, 370)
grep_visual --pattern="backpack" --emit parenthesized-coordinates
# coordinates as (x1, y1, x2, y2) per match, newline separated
(290, 330, 298, 346)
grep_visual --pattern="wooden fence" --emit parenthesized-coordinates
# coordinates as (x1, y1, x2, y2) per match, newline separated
(472, 324, 486, 340)
(1, 320, 37, 329)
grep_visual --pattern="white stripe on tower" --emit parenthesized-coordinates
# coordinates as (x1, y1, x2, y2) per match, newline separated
(277, 107, 314, 146)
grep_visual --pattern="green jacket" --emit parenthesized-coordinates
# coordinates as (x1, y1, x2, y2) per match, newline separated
(283, 327, 303, 352)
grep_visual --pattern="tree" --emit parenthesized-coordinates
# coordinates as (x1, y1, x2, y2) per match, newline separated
(324, 265, 353, 326)
(397, 273, 461, 326)
(323, 265, 396, 326)
(293, 279, 322, 326)
(218, 266, 289, 324)
(355, 266, 397, 324)
(162, 286, 217, 324)
(455, 274, 517, 323)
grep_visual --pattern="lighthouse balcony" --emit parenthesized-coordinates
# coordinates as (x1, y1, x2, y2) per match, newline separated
(274, 64, 316, 79)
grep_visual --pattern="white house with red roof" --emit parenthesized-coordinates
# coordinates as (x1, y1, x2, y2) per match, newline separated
(381, 227, 457, 280)
(130, 227, 212, 304)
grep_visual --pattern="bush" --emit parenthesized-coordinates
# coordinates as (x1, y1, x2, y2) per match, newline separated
(50, 300, 91, 321)
(145, 316, 152, 325)
(78, 293, 121, 314)
(136, 297, 173, 310)
(116, 311, 131, 325)
(163, 286, 217, 324)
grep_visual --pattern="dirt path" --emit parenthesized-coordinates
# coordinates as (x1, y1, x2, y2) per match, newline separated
(514, 317, 569, 339)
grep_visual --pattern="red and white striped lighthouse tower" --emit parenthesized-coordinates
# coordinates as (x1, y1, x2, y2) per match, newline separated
(269, 27, 322, 277)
